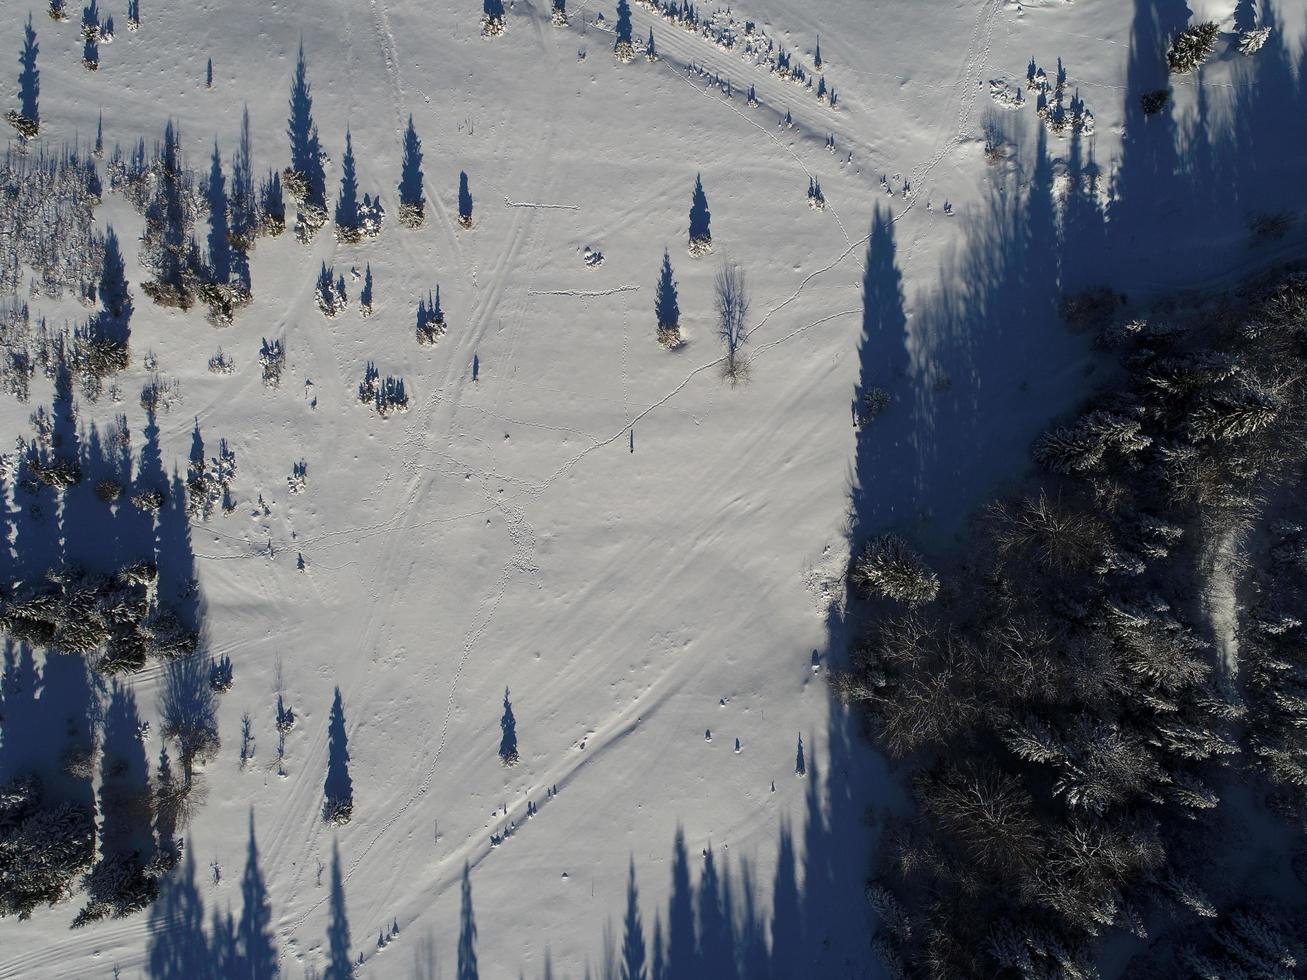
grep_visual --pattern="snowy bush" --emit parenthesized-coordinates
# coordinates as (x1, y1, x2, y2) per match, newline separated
(358, 362, 409, 417)
(259, 338, 284, 387)
(1166, 22, 1219, 74)
(807, 177, 826, 210)
(316, 263, 347, 318)
(4, 111, 38, 141)
(850, 534, 940, 606)
(416, 288, 447, 346)
(185, 434, 236, 520)
(208, 347, 235, 374)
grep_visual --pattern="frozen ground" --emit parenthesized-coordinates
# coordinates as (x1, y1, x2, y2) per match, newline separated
(1, 0, 1305, 976)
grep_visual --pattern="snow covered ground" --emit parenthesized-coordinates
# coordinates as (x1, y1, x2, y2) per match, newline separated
(2, 0, 1305, 975)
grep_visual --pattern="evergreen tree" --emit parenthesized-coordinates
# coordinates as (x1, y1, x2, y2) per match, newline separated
(205, 142, 230, 285)
(688, 173, 711, 251)
(654, 249, 679, 331)
(322, 687, 353, 823)
(499, 687, 519, 765)
(615, 0, 632, 45)
(646, 27, 656, 61)
(458, 171, 473, 227)
(99, 225, 130, 321)
(398, 115, 425, 226)
(287, 43, 325, 208)
(335, 129, 359, 231)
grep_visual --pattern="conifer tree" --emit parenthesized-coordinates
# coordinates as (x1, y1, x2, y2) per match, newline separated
(614, 0, 634, 61)
(398, 115, 425, 227)
(654, 249, 680, 344)
(688, 174, 712, 253)
(334, 129, 360, 240)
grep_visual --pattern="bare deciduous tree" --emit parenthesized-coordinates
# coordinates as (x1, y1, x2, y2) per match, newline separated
(715, 263, 749, 382)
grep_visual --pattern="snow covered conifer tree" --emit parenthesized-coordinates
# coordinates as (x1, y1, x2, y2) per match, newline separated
(1166, 22, 1218, 73)
(614, 0, 634, 62)
(334, 130, 361, 242)
(646, 27, 657, 62)
(688, 174, 712, 255)
(398, 115, 425, 228)
(654, 249, 680, 346)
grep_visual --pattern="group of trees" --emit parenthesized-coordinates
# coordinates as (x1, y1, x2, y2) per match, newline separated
(648, 175, 752, 378)
(840, 272, 1307, 975)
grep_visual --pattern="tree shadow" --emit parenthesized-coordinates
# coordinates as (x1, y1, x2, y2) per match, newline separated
(240, 811, 277, 979)
(323, 687, 353, 824)
(458, 171, 473, 227)
(287, 42, 326, 209)
(848, 205, 918, 540)
(399, 116, 425, 213)
(157, 654, 217, 784)
(97, 679, 152, 856)
(144, 815, 283, 977)
(459, 861, 479, 980)
(18, 14, 39, 127)
(324, 839, 352, 980)
(146, 845, 212, 979)
(499, 687, 518, 765)
(335, 129, 360, 230)
(688, 174, 710, 246)
(205, 143, 232, 288)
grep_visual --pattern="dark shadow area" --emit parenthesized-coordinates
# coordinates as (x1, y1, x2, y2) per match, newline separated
(157, 654, 217, 784)
(458, 171, 473, 226)
(498, 686, 518, 765)
(325, 840, 352, 980)
(334, 130, 359, 230)
(228, 108, 255, 291)
(688, 174, 710, 245)
(18, 14, 38, 126)
(145, 818, 283, 977)
(458, 862, 479, 980)
(848, 207, 916, 539)
(619, 858, 647, 980)
(398, 116, 425, 211)
(654, 249, 679, 334)
(239, 812, 277, 979)
(205, 142, 231, 287)
(323, 687, 353, 824)
(97, 679, 152, 856)
(146, 845, 211, 979)
(286, 42, 326, 209)
(360, 264, 373, 312)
